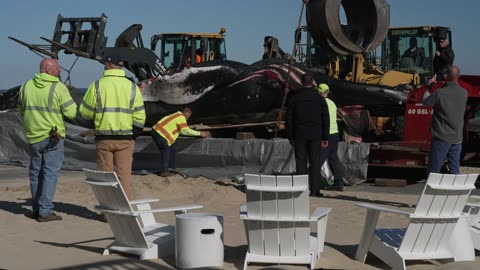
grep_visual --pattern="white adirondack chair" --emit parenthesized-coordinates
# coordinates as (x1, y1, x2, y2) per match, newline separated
(83, 168, 203, 260)
(464, 194, 480, 250)
(355, 173, 478, 270)
(240, 174, 331, 270)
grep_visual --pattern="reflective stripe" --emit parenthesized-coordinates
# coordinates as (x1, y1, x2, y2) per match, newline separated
(48, 83, 57, 109)
(159, 112, 183, 127)
(24, 106, 61, 114)
(94, 80, 103, 111)
(129, 82, 136, 110)
(61, 99, 75, 110)
(133, 121, 144, 128)
(96, 129, 133, 135)
(81, 99, 95, 112)
(153, 124, 175, 145)
(102, 107, 133, 113)
(178, 123, 188, 129)
(133, 105, 145, 112)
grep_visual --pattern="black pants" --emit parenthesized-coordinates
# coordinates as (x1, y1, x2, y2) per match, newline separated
(152, 130, 176, 173)
(319, 133, 345, 187)
(294, 138, 323, 194)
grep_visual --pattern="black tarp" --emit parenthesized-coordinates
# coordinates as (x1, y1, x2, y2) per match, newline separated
(0, 111, 369, 183)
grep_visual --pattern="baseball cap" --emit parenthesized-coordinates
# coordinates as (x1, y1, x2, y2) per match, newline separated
(317, 83, 330, 93)
(105, 54, 124, 66)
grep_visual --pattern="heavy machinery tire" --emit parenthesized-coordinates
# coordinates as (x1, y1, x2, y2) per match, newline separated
(306, 0, 390, 55)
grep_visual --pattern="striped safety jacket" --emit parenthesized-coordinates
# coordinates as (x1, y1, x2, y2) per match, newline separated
(18, 73, 77, 144)
(79, 69, 146, 139)
(153, 111, 200, 146)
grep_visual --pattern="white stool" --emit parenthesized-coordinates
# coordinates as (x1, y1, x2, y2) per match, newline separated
(175, 213, 224, 269)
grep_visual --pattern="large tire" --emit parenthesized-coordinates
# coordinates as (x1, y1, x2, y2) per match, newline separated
(306, 0, 390, 55)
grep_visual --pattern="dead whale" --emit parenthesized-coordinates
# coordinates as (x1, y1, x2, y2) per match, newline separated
(0, 58, 406, 128)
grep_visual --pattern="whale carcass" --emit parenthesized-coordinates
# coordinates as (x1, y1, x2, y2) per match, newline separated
(1, 58, 406, 129)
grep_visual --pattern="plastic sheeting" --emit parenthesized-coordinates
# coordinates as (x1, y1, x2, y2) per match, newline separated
(0, 111, 370, 182)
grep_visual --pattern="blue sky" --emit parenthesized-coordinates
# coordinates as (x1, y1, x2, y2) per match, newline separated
(1, 0, 478, 89)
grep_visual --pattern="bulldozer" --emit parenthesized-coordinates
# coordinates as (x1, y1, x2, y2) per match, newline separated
(150, 28, 227, 71)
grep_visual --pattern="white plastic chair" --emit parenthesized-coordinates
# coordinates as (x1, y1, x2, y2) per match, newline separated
(240, 174, 331, 269)
(83, 168, 203, 259)
(355, 173, 478, 270)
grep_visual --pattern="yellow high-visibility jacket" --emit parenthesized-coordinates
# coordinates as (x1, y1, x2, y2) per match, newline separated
(79, 69, 146, 136)
(153, 111, 200, 146)
(325, 98, 339, 135)
(18, 73, 77, 144)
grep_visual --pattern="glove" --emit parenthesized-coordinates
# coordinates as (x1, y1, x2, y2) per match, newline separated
(132, 126, 143, 139)
(49, 126, 62, 144)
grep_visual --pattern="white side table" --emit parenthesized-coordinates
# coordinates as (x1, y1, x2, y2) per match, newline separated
(175, 213, 224, 269)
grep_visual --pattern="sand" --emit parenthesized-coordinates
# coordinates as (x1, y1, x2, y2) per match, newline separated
(0, 164, 479, 270)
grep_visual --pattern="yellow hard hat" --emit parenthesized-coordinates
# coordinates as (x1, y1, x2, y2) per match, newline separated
(317, 83, 329, 93)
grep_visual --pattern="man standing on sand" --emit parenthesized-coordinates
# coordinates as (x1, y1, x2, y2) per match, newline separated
(18, 58, 77, 222)
(286, 73, 329, 197)
(80, 54, 146, 200)
(423, 65, 467, 174)
(317, 83, 345, 191)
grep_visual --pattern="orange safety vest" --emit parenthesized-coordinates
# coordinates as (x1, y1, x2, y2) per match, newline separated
(195, 54, 202, 63)
(152, 112, 189, 146)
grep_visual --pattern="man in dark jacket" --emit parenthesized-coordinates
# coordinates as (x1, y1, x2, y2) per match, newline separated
(286, 74, 329, 197)
(423, 65, 467, 174)
(433, 39, 454, 80)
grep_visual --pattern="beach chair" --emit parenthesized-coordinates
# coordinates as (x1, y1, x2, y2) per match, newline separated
(355, 173, 478, 270)
(464, 195, 480, 250)
(240, 174, 331, 269)
(83, 168, 203, 260)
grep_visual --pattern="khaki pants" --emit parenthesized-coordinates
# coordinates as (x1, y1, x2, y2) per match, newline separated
(95, 140, 135, 200)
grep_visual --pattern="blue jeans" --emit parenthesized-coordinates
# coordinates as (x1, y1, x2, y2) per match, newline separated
(319, 133, 345, 187)
(29, 137, 64, 216)
(152, 131, 176, 173)
(428, 138, 461, 174)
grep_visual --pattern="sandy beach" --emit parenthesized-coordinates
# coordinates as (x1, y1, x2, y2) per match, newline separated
(0, 164, 479, 270)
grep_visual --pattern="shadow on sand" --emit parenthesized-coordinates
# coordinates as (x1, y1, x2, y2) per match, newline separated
(37, 240, 249, 270)
(0, 198, 100, 221)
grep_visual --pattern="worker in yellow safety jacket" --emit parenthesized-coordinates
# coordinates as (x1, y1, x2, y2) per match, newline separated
(317, 83, 345, 192)
(79, 54, 146, 200)
(152, 108, 210, 177)
(18, 58, 77, 222)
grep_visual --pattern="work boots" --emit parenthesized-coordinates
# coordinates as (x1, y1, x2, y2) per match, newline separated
(37, 212, 62, 222)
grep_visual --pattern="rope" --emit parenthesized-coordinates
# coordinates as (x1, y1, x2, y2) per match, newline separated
(63, 56, 80, 86)
(274, 0, 306, 138)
